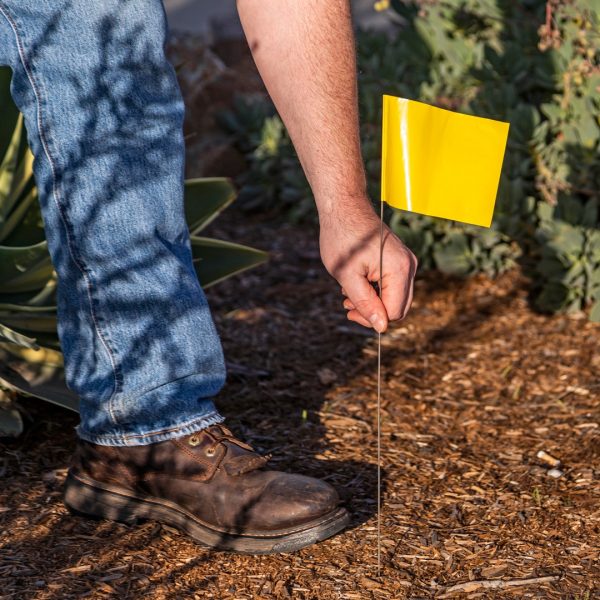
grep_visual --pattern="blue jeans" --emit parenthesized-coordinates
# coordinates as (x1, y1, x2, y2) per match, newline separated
(0, 0, 227, 445)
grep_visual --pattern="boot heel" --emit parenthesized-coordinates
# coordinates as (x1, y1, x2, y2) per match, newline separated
(64, 472, 145, 525)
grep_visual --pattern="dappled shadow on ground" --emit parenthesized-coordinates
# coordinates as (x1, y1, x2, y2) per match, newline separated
(2, 211, 598, 599)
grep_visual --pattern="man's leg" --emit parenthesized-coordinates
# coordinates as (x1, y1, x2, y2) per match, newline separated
(0, 0, 226, 444)
(0, 0, 349, 552)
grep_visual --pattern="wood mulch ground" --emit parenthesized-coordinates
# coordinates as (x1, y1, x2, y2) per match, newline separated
(1, 32, 599, 600)
(1, 208, 598, 599)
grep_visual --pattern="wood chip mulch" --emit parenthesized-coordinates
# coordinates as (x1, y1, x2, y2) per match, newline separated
(1, 212, 598, 599)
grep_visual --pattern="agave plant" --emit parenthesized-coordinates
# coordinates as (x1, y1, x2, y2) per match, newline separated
(0, 66, 267, 436)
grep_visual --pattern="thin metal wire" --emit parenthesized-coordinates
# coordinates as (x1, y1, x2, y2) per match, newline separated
(377, 198, 384, 577)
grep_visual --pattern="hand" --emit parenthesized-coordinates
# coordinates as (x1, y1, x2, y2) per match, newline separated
(319, 199, 417, 333)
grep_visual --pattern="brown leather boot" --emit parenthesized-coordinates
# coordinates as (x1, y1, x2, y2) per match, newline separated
(64, 423, 349, 554)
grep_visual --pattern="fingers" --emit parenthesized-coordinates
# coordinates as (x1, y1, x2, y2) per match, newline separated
(342, 296, 374, 327)
(380, 251, 418, 321)
(343, 298, 354, 310)
(340, 272, 388, 333)
(338, 240, 418, 331)
(341, 252, 417, 328)
(346, 309, 372, 328)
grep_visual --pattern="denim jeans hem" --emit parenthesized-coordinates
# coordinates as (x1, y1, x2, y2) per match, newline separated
(75, 410, 225, 447)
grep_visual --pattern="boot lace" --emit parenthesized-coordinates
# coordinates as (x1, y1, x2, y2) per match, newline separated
(204, 424, 272, 476)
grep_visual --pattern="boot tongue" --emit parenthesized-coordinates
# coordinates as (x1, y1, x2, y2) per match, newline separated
(206, 424, 256, 452)
(223, 452, 272, 476)
(204, 425, 272, 475)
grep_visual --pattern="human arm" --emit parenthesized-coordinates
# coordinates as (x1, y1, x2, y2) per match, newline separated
(236, 0, 417, 332)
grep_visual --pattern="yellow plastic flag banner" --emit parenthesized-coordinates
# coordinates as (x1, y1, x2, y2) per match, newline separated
(381, 95, 510, 228)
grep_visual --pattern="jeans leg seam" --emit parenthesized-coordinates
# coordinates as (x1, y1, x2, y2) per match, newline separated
(0, 3, 123, 422)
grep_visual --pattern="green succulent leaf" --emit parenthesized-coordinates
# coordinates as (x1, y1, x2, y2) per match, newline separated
(0, 67, 19, 165)
(0, 185, 37, 243)
(433, 233, 473, 276)
(0, 344, 79, 412)
(184, 177, 237, 235)
(0, 312, 58, 333)
(589, 300, 600, 323)
(0, 114, 25, 220)
(0, 242, 54, 294)
(0, 322, 39, 350)
(191, 236, 268, 288)
(538, 256, 569, 280)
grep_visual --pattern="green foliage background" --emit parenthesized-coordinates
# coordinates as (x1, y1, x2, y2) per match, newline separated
(220, 0, 600, 319)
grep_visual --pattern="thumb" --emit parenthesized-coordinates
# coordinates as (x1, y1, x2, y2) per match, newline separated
(342, 272, 388, 333)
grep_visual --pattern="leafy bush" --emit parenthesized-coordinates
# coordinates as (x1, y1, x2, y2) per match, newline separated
(217, 94, 314, 222)
(219, 0, 600, 319)
(0, 66, 268, 435)
(377, 0, 599, 316)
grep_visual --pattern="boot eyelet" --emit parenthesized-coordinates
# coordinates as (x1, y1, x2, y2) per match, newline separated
(206, 447, 216, 457)
(188, 435, 200, 447)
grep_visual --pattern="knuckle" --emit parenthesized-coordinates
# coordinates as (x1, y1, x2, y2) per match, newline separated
(398, 252, 411, 269)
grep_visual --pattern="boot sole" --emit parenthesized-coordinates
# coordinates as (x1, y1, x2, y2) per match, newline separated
(64, 471, 350, 554)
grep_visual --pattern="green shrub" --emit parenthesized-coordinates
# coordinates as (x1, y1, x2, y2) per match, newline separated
(379, 0, 600, 315)
(217, 94, 314, 222)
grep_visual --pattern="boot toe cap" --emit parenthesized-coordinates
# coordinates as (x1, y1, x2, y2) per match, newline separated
(249, 473, 341, 531)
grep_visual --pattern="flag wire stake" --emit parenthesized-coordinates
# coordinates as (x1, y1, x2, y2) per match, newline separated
(377, 197, 384, 578)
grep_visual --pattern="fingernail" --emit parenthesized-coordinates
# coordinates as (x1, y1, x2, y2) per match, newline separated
(369, 314, 385, 333)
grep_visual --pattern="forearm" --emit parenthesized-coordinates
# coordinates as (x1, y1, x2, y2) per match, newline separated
(236, 0, 369, 217)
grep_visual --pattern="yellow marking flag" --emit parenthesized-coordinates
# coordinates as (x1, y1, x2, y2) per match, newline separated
(381, 95, 510, 228)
